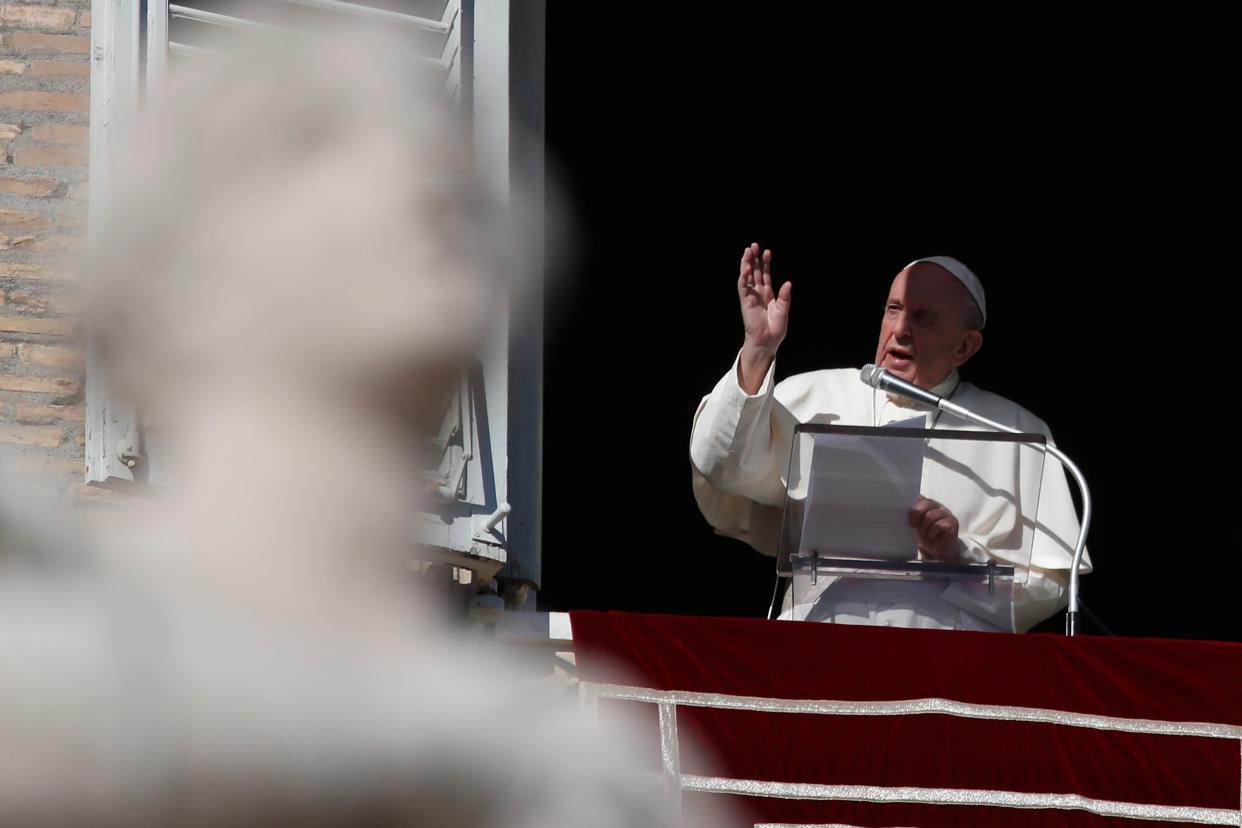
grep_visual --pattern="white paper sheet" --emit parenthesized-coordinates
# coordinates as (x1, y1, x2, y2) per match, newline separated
(798, 416, 925, 561)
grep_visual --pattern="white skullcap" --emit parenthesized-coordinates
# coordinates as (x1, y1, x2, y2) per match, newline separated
(905, 255, 987, 329)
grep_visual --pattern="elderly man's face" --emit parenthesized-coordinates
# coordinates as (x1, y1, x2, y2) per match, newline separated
(874, 263, 983, 389)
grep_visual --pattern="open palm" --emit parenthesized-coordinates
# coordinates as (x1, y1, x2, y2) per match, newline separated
(737, 242, 792, 353)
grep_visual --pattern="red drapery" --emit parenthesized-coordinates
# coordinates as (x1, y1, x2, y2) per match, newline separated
(569, 612, 1242, 827)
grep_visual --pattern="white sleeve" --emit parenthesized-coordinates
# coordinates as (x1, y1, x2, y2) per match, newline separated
(688, 350, 802, 556)
(1029, 429, 1092, 574)
(1008, 427, 1091, 632)
(690, 349, 787, 508)
(941, 420, 1091, 633)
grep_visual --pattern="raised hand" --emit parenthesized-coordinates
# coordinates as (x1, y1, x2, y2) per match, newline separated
(736, 242, 792, 394)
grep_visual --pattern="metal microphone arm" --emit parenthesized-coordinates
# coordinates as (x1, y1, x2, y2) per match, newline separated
(933, 400, 1092, 637)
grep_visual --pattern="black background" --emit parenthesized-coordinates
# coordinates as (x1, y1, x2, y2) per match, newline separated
(539, 2, 1236, 640)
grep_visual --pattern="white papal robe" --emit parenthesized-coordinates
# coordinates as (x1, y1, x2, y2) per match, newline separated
(689, 352, 1092, 633)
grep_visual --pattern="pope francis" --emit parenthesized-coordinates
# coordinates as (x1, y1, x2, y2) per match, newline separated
(690, 243, 1091, 632)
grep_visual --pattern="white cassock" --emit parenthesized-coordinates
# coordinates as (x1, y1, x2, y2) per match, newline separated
(690, 351, 1093, 633)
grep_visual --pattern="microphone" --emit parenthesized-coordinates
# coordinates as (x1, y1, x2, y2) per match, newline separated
(859, 364, 943, 408)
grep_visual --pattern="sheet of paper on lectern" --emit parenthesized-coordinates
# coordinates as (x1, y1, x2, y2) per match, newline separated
(798, 415, 924, 561)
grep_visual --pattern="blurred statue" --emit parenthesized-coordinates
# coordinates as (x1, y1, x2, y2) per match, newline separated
(0, 26, 695, 827)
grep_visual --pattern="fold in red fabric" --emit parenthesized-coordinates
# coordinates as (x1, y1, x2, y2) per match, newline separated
(569, 612, 1242, 828)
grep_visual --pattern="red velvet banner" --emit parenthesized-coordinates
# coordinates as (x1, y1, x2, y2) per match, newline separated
(569, 612, 1242, 827)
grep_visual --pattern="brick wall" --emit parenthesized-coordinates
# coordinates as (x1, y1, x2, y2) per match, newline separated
(0, 0, 88, 497)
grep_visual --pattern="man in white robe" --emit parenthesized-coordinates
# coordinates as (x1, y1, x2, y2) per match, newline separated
(690, 245, 1091, 632)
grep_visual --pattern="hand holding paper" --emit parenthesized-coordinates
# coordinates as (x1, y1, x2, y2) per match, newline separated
(908, 496, 961, 560)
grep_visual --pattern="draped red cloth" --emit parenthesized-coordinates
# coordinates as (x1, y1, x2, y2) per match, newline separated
(569, 612, 1242, 828)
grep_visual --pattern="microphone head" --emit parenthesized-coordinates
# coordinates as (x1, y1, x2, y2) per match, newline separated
(860, 363, 942, 407)
(859, 363, 884, 388)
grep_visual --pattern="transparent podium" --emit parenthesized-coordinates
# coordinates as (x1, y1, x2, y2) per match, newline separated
(773, 423, 1049, 631)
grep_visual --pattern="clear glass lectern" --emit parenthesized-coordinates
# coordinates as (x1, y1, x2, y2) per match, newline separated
(774, 423, 1049, 630)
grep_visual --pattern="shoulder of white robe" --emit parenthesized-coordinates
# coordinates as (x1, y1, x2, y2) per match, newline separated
(955, 382, 1052, 432)
(772, 367, 858, 411)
